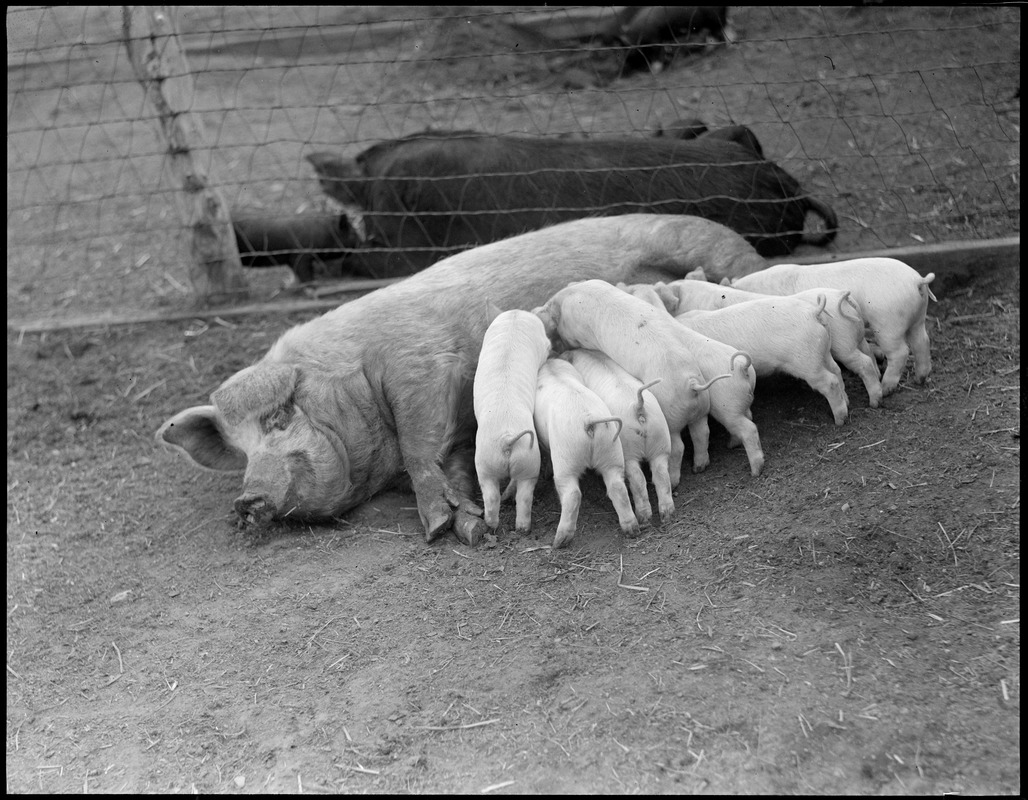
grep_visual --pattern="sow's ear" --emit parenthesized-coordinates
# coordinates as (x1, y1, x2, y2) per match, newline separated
(211, 363, 299, 426)
(156, 406, 247, 472)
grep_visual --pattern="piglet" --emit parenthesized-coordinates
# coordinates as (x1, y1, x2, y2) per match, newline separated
(473, 309, 551, 533)
(534, 358, 640, 549)
(674, 295, 850, 425)
(562, 348, 675, 525)
(731, 258, 936, 395)
(535, 280, 763, 479)
(657, 279, 883, 408)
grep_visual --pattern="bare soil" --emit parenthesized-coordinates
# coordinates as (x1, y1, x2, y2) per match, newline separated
(6, 5, 1020, 794)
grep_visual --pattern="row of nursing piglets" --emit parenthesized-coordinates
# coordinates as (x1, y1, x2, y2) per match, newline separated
(299, 123, 837, 279)
(157, 214, 768, 545)
(473, 258, 936, 549)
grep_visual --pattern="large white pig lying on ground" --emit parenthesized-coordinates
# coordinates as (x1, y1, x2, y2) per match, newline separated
(731, 257, 936, 395)
(655, 279, 883, 407)
(473, 309, 551, 533)
(674, 296, 850, 425)
(561, 348, 675, 525)
(156, 214, 760, 546)
(534, 358, 639, 549)
(534, 279, 764, 480)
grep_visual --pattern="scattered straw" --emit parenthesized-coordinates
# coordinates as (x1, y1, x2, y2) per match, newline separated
(415, 718, 499, 732)
(617, 555, 649, 592)
(834, 642, 853, 697)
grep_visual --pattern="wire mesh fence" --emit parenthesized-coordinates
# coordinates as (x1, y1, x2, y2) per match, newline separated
(7, 5, 1020, 322)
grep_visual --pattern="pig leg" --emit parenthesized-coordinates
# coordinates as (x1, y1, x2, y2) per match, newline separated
(512, 477, 538, 534)
(479, 477, 502, 530)
(687, 418, 711, 474)
(668, 432, 685, 488)
(551, 473, 583, 550)
(623, 458, 653, 524)
(720, 416, 764, 476)
(908, 322, 932, 383)
(807, 364, 849, 426)
(648, 453, 675, 524)
(876, 333, 911, 396)
(442, 448, 490, 546)
(835, 349, 883, 408)
(600, 467, 642, 538)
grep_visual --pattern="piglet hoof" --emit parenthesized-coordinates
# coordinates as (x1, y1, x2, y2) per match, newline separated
(622, 522, 642, 539)
(659, 508, 675, 526)
(452, 510, 489, 547)
(552, 529, 575, 550)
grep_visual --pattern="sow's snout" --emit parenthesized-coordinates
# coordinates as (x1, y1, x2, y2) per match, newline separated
(231, 452, 303, 527)
(233, 493, 278, 527)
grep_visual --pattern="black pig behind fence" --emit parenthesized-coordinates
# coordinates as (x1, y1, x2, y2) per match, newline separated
(304, 127, 838, 279)
(6, 6, 1019, 315)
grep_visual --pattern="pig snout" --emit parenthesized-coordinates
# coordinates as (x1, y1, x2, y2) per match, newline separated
(234, 493, 278, 527)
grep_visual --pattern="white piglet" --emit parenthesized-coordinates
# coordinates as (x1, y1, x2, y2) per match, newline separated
(657, 279, 883, 408)
(534, 358, 639, 549)
(473, 309, 551, 533)
(732, 258, 935, 395)
(674, 295, 850, 425)
(562, 348, 675, 525)
(535, 280, 763, 479)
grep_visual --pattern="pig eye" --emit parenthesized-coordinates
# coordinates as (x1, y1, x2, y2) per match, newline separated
(260, 402, 294, 433)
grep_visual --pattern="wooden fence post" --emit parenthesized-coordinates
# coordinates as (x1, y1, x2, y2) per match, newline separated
(123, 6, 248, 304)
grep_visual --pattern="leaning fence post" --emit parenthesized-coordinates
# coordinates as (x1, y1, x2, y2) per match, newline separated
(123, 5, 248, 304)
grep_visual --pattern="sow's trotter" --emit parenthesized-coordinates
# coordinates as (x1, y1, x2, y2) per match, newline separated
(156, 213, 770, 545)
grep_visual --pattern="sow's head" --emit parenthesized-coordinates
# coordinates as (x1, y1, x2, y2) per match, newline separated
(156, 362, 359, 526)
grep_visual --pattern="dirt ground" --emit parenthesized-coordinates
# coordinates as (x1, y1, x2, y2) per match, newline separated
(6, 5, 1020, 795)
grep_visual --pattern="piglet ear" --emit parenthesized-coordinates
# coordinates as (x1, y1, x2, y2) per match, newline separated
(655, 283, 679, 314)
(211, 363, 299, 426)
(156, 406, 247, 472)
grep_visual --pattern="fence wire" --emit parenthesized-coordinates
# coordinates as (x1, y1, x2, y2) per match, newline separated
(7, 5, 1021, 321)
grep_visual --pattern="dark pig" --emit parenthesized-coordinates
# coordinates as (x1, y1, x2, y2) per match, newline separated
(306, 126, 837, 271)
(156, 214, 763, 546)
(232, 211, 360, 283)
(606, 6, 730, 75)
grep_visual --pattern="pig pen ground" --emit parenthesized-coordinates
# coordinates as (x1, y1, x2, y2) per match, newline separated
(6, 5, 1021, 795)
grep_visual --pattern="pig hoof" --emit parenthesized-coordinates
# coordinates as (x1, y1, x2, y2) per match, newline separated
(623, 523, 642, 539)
(659, 509, 675, 525)
(452, 510, 489, 547)
(424, 510, 454, 543)
(552, 530, 574, 549)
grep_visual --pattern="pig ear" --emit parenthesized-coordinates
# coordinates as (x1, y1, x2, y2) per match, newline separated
(532, 303, 559, 338)
(655, 284, 679, 314)
(719, 277, 732, 286)
(212, 363, 300, 427)
(156, 406, 247, 472)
